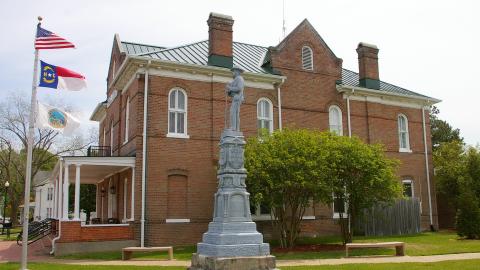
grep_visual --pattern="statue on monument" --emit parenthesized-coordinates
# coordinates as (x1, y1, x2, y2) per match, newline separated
(225, 65, 245, 131)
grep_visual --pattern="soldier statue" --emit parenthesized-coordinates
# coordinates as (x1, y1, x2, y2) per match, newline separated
(225, 65, 245, 131)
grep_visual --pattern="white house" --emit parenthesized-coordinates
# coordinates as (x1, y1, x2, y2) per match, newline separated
(33, 171, 55, 221)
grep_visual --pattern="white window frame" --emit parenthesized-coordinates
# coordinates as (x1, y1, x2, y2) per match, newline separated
(302, 46, 313, 70)
(124, 97, 130, 144)
(402, 179, 414, 198)
(167, 88, 189, 139)
(257, 98, 274, 134)
(332, 192, 348, 219)
(329, 105, 343, 136)
(251, 202, 273, 221)
(398, 114, 411, 152)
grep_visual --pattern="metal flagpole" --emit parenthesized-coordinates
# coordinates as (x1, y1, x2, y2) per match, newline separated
(20, 16, 42, 270)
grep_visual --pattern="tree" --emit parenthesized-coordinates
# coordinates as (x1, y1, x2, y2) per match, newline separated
(430, 106, 463, 151)
(0, 93, 92, 225)
(245, 129, 332, 248)
(245, 129, 402, 247)
(322, 135, 402, 244)
(456, 188, 480, 239)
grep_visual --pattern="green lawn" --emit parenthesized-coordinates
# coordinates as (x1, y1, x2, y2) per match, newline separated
(57, 232, 480, 261)
(3, 260, 480, 270)
(0, 227, 20, 241)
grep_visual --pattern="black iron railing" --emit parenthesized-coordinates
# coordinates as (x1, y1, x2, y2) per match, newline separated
(17, 218, 57, 246)
(87, 146, 111, 157)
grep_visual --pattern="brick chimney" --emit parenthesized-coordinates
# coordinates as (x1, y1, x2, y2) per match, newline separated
(207, 12, 234, 68)
(356, 42, 380, 90)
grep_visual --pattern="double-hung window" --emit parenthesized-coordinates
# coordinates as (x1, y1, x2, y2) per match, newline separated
(398, 114, 410, 152)
(329, 105, 343, 135)
(167, 88, 188, 138)
(257, 98, 273, 134)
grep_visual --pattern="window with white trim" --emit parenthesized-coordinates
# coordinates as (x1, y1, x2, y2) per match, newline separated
(329, 105, 343, 135)
(168, 88, 188, 137)
(333, 192, 348, 219)
(402, 179, 414, 198)
(257, 98, 274, 134)
(47, 188, 53, 201)
(302, 46, 313, 70)
(398, 114, 410, 151)
(124, 97, 130, 144)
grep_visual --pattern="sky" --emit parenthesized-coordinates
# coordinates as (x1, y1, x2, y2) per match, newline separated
(0, 0, 478, 145)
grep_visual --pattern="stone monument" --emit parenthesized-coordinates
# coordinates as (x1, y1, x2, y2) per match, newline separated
(188, 66, 277, 270)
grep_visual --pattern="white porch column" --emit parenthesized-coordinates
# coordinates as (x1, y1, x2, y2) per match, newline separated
(130, 167, 135, 220)
(74, 164, 81, 220)
(62, 163, 69, 220)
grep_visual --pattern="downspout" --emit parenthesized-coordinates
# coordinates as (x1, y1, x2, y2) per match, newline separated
(277, 78, 285, 130)
(50, 158, 63, 255)
(346, 87, 354, 138)
(141, 60, 151, 247)
(422, 105, 434, 230)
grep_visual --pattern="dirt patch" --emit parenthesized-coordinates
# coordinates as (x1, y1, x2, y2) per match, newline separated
(273, 244, 344, 253)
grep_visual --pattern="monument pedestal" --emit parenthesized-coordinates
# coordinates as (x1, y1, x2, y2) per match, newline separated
(189, 253, 278, 270)
(189, 130, 277, 270)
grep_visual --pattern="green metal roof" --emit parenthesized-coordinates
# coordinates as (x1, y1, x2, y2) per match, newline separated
(121, 39, 433, 100)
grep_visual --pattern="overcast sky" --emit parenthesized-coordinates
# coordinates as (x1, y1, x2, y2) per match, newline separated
(0, 0, 478, 145)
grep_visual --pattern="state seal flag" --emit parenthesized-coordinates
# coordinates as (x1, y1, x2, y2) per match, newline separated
(38, 61, 86, 91)
(36, 102, 80, 136)
(35, 25, 75, 49)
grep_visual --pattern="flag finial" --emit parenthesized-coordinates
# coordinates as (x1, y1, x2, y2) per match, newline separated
(38, 16, 43, 22)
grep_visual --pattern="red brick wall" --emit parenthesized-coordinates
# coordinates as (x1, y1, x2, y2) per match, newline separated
(58, 221, 133, 243)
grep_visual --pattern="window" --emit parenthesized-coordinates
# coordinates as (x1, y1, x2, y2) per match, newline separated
(47, 188, 53, 201)
(398, 114, 410, 151)
(124, 97, 130, 144)
(251, 202, 272, 221)
(167, 88, 188, 138)
(257, 98, 274, 134)
(102, 127, 106, 147)
(329, 105, 343, 135)
(333, 192, 348, 219)
(302, 46, 313, 70)
(402, 179, 414, 198)
(47, 208, 52, 218)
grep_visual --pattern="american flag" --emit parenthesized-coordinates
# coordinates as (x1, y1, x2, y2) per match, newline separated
(35, 24, 75, 50)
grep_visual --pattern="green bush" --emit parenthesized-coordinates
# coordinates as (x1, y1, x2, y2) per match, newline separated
(456, 190, 480, 239)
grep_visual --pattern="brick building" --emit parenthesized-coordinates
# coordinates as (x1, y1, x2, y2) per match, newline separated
(48, 12, 440, 254)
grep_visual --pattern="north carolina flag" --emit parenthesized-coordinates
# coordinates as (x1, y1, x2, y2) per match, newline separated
(38, 61, 86, 91)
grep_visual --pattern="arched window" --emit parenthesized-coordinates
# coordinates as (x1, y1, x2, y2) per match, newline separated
(168, 88, 188, 137)
(257, 98, 274, 134)
(302, 46, 313, 70)
(329, 105, 343, 135)
(398, 114, 410, 151)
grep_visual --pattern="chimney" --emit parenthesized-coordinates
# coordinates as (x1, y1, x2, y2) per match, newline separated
(207, 12, 234, 68)
(356, 42, 380, 90)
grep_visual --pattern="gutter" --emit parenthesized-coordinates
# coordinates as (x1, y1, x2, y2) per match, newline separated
(337, 84, 441, 104)
(140, 60, 151, 247)
(422, 105, 434, 230)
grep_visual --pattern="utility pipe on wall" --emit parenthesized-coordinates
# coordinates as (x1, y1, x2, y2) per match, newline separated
(422, 105, 434, 230)
(141, 60, 151, 247)
(277, 78, 285, 130)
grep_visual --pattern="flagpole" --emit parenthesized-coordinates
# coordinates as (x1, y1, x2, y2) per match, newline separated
(20, 16, 42, 270)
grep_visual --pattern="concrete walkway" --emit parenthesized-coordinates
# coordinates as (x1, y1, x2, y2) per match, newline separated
(24, 252, 480, 267)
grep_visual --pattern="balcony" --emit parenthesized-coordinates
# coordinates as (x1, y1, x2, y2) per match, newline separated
(87, 146, 111, 157)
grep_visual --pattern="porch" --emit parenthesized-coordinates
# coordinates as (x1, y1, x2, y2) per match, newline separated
(48, 152, 138, 255)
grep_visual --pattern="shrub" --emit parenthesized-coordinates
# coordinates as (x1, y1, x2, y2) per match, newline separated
(456, 190, 480, 239)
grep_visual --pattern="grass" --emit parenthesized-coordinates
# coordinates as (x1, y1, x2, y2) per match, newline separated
(0, 227, 20, 241)
(56, 231, 480, 261)
(3, 260, 480, 270)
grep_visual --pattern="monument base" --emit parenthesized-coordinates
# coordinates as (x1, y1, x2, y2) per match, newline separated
(188, 253, 278, 270)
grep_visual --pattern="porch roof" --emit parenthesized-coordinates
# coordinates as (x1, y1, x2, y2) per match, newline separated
(52, 156, 136, 184)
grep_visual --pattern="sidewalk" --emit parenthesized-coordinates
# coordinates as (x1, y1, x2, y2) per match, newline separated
(35, 252, 480, 267)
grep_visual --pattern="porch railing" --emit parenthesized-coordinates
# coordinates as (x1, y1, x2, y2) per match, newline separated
(87, 146, 111, 157)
